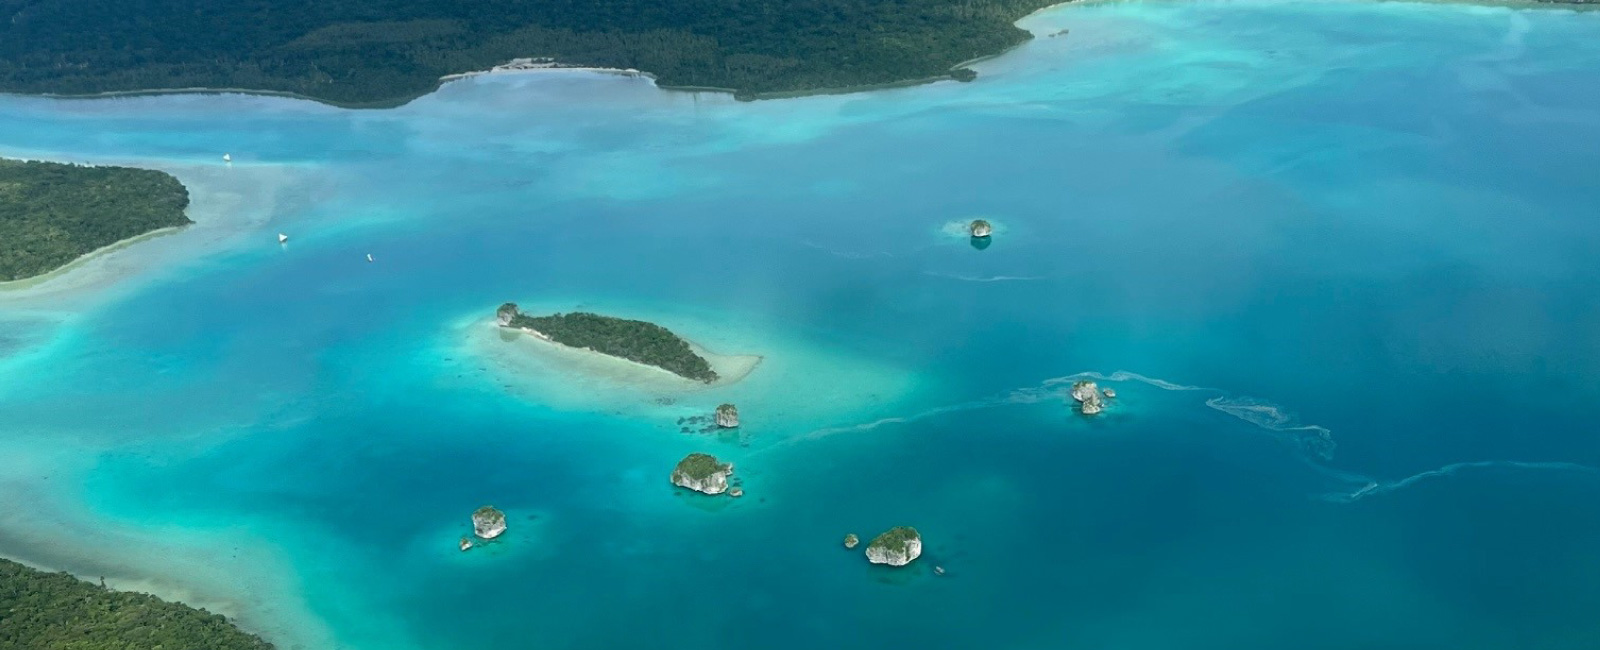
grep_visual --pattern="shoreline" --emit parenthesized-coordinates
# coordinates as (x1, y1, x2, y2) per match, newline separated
(0, 158, 311, 309)
(491, 318, 763, 390)
(1, 0, 1589, 111)
(0, 442, 345, 650)
(0, 548, 303, 649)
(0, 225, 188, 292)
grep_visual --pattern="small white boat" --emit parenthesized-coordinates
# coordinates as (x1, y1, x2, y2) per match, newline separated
(366, 253, 374, 262)
(278, 233, 289, 244)
(223, 153, 232, 163)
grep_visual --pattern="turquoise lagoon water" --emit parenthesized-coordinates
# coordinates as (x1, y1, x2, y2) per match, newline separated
(4, 1, 1600, 648)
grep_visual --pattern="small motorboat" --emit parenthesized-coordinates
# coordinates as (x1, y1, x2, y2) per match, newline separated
(366, 253, 374, 262)
(933, 566, 946, 576)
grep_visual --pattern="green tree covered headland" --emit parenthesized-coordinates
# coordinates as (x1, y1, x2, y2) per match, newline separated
(0, 0, 1070, 106)
(0, 159, 191, 282)
(0, 558, 274, 650)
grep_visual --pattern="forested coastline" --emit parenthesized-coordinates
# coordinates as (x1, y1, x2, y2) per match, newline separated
(511, 311, 720, 382)
(0, 0, 1069, 106)
(0, 558, 273, 650)
(0, 159, 191, 282)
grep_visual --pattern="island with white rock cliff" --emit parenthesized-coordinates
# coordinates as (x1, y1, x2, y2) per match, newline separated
(969, 219, 993, 238)
(865, 526, 922, 566)
(670, 453, 734, 495)
(472, 506, 507, 540)
(1070, 380, 1106, 415)
(496, 303, 719, 383)
(715, 404, 740, 428)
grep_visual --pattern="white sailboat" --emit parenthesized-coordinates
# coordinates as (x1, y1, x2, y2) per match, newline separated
(278, 233, 288, 244)
(223, 153, 232, 163)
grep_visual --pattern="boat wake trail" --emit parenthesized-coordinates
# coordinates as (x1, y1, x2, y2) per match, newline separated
(1040, 370, 1206, 392)
(1203, 396, 1334, 461)
(798, 239, 897, 260)
(786, 369, 1600, 503)
(922, 271, 1047, 283)
(1325, 460, 1600, 503)
(797, 399, 1001, 441)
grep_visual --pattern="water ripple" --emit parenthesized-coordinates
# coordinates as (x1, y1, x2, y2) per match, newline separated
(784, 369, 1600, 504)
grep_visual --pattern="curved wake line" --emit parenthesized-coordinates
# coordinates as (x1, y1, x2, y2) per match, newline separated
(1041, 370, 1207, 392)
(923, 271, 1046, 283)
(798, 239, 897, 260)
(1327, 460, 1600, 503)
(775, 368, 1600, 504)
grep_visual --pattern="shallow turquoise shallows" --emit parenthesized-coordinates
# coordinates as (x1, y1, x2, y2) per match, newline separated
(3, 1, 1600, 649)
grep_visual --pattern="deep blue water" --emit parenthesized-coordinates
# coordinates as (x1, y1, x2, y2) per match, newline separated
(2, 1, 1600, 649)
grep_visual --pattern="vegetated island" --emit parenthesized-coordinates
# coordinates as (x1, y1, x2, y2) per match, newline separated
(0, 158, 191, 283)
(0, 558, 274, 650)
(0, 0, 1082, 106)
(864, 526, 923, 566)
(670, 452, 735, 495)
(497, 304, 719, 383)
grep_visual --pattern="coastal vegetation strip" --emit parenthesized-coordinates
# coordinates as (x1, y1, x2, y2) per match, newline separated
(503, 307, 719, 383)
(0, 0, 1075, 105)
(0, 558, 274, 650)
(0, 159, 191, 282)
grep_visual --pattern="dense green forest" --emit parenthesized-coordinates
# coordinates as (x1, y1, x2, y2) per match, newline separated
(0, 0, 1068, 105)
(0, 558, 274, 650)
(512, 311, 719, 382)
(0, 159, 190, 282)
(673, 452, 731, 481)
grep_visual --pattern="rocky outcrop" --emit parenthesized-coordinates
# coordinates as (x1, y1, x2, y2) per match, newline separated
(865, 526, 922, 566)
(472, 506, 507, 540)
(969, 219, 993, 238)
(843, 533, 860, 549)
(1102, 388, 1116, 399)
(715, 403, 740, 428)
(1070, 380, 1104, 415)
(670, 452, 734, 495)
(1081, 398, 1103, 415)
(496, 303, 520, 327)
(459, 536, 474, 551)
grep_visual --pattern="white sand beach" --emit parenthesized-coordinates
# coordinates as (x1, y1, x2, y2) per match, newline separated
(0, 155, 312, 310)
(0, 441, 349, 650)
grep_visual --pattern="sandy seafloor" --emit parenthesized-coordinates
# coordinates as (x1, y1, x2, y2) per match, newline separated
(3, 1, 1600, 648)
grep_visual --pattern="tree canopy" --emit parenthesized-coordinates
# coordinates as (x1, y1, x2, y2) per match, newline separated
(0, 159, 190, 282)
(0, 0, 1067, 105)
(512, 311, 718, 382)
(0, 558, 273, 650)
